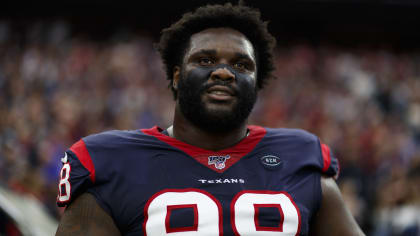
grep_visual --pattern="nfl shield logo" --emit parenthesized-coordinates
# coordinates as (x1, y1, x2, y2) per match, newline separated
(208, 155, 231, 170)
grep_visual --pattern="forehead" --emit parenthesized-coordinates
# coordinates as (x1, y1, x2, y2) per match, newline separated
(186, 28, 255, 60)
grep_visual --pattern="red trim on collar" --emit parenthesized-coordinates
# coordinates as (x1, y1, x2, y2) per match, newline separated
(141, 125, 266, 173)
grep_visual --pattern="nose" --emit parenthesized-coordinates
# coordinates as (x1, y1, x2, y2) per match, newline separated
(210, 67, 235, 82)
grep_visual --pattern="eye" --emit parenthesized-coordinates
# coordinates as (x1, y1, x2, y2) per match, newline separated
(199, 58, 214, 66)
(233, 62, 246, 70)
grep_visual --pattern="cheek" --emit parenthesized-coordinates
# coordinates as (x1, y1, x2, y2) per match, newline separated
(236, 73, 256, 90)
(185, 67, 213, 86)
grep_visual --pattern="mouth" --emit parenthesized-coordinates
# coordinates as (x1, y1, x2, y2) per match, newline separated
(207, 85, 235, 95)
(206, 85, 235, 101)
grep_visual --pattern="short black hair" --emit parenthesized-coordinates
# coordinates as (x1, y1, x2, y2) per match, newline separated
(157, 2, 277, 98)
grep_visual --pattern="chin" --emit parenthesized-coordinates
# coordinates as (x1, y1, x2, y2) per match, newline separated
(205, 109, 235, 122)
(204, 102, 236, 113)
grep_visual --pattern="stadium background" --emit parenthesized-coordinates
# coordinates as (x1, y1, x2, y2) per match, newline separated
(1, 0, 420, 235)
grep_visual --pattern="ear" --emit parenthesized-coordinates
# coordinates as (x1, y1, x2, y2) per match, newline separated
(173, 66, 180, 90)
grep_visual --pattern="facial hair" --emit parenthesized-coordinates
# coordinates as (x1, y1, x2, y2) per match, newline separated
(177, 65, 257, 134)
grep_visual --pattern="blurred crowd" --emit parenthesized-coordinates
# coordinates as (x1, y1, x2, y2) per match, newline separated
(0, 21, 419, 235)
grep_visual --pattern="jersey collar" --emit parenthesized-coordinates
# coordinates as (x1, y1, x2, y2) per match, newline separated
(141, 125, 267, 173)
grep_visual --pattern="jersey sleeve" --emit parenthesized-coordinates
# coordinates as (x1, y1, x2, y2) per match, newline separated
(317, 140, 340, 179)
(57, 139, 96, 207)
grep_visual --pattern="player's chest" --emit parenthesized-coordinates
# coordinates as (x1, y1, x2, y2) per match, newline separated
(115, 153, 319, 235)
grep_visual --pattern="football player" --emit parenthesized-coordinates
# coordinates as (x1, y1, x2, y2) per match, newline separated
(56, 2, 365, 235)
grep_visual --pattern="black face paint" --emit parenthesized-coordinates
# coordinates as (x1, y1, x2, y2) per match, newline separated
(177, 64, 257, 134)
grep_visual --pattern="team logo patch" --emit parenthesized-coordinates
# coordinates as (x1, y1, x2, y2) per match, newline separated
(208, 155, 230, 170)
(260, 155, 282, 167)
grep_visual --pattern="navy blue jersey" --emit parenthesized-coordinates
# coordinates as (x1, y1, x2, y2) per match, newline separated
(57, 125, 339, 235)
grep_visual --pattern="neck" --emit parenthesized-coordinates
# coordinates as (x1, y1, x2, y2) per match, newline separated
(170, 108, 248, 151)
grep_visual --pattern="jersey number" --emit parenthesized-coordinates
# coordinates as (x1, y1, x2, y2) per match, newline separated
(143, 189, 301, 236)
(57, 163, 71, 202)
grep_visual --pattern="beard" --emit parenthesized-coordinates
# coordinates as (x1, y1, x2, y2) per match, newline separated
(177, 66, 257, 134)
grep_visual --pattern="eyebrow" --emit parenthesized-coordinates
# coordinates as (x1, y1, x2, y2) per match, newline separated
(191, 49, 217, 56)
(235, 52, 255, 63)
(189, 49, 256, 67)
(191, 50, 254, 61)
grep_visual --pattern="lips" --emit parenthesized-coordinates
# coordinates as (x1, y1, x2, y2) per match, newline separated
(206, 85, 235, 96)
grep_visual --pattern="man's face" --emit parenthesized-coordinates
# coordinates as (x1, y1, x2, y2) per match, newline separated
(174, 27, 258, 133)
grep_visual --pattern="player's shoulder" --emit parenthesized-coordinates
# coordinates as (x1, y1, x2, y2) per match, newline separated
(82, 129, 141, 146)
(79, 128, 158, 149)
(66, 128, 159, 161)
(263, 126, 319, 144)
